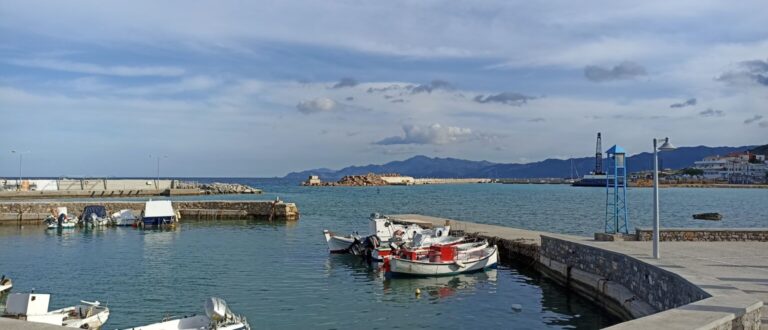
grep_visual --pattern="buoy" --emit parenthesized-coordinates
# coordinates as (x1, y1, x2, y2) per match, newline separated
(415, 288, 421, 296)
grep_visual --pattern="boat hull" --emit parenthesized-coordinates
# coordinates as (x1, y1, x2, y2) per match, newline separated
(142, 216, 176, 226)
(389, 247, 498, 276)
(323, 230, 356, 253)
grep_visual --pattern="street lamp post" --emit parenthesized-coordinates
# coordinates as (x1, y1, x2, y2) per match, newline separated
(11, 150, 30, 191)
(652, 137, 675, 259)
(150, 155, 167, 189)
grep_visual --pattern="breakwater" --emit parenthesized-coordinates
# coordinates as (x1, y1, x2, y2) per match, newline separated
(0, 200, 299, 225)
(389, 214, 765, 329)
(0, 179, 262, 199)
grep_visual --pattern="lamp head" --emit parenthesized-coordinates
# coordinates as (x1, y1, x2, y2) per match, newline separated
(658, 138, 676, 152)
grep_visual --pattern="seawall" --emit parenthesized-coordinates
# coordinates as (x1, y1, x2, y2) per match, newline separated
(0, 200, 299, 225)
(389, 214, 765, 329)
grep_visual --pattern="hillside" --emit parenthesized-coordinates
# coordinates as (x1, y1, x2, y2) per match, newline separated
(284, 145, 754, 180)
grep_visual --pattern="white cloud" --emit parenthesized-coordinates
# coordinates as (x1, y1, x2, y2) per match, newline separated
(7, 58, 185, 77)
(375, 123, 475, 145)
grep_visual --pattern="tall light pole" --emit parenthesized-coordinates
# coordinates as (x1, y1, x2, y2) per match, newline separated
(11, 150, 31, 191)
(652, 137, 675, 259)
(149, 155, 167, 189)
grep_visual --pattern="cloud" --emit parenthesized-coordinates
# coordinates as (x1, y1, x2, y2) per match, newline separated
(411, 80, 454, 94)
(296, 97, 341, 114)
(473, 92, 536, 106)
(528, 117, 545, 122)
(699, 108, 724, 117)
(374, 123, 474, 145)
(744, 115, 764, 124)
(332, 77, 358, 89)
(670, 98, 697, 108)
(345, 96, 354, 101)
(759, 121, 768, 128)
(584, 61, 647, 82)
(717, 59, 768, 86)
(7, 58, 185, 77)
(367, 84, 407, 93)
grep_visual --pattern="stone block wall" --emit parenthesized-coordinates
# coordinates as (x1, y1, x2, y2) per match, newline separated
(540, 236, 709, 312)
(636, 228, 768, 242)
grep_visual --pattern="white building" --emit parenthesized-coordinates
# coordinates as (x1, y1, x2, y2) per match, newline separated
(693, 152, 768, 183)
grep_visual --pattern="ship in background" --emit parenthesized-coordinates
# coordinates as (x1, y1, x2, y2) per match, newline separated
(572, 133, 608, 187)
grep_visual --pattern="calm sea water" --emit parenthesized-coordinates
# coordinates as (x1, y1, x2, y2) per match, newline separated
(2, 180, 766, 329)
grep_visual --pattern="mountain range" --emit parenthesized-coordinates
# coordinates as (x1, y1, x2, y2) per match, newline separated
(284, 145, 762, 180)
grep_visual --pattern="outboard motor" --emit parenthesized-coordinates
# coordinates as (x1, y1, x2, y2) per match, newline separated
(57, 213, 65, 228)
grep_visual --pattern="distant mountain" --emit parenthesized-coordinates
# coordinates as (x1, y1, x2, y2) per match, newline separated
(284, 145, 754, 180)
(750, 144, 768, 156)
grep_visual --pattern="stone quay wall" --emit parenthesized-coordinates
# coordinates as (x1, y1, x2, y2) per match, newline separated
(539, 235, 709, 317)
(0, 200, 299, 224)
(636, 228, 768, 242)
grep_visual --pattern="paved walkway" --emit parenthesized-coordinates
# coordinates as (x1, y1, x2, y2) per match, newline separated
(390, 214, 768, 329)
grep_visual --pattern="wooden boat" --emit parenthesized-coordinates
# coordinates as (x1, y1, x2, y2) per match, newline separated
(389, 244, 498, 276)
(693, 212, 722, 221)
(124, 297, 249, 330)
(2, 293, 110, 329)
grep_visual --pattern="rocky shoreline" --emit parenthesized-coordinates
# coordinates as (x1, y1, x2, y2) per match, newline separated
(176, 182, 262, 194)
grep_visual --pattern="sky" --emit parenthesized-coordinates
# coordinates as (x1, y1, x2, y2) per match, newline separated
(1, 1, 767, 177)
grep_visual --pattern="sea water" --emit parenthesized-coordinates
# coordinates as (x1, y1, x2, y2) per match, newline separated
(2, 180, 766, 329)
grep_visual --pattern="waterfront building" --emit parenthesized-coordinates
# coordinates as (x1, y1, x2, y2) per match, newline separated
(692, 151, 768, 183)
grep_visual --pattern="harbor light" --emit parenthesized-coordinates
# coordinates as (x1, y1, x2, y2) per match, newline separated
(652, 137, 675, 259)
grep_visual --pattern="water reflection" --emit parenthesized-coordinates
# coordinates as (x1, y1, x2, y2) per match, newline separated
(383, 270, 497, 300)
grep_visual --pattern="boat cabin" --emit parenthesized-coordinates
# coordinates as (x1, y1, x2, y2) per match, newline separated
(142, 200, 177, 226)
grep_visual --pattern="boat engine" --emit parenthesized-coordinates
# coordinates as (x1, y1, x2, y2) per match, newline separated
(348, 235, 381, 261)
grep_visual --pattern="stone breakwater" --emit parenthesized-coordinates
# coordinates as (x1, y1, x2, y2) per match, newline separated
(0, 179, 262, 199)
(176, 182, 262, 194)
(0, 200, 298, 224)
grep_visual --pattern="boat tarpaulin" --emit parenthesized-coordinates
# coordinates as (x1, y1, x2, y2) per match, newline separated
(144, 200, 175, 218)
(82, 205, 107, 218)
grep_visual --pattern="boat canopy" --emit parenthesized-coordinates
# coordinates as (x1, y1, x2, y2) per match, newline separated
(82, 205, 107, 218)
(144, 200, 175, 218)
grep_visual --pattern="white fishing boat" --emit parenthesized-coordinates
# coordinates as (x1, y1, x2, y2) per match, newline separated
(124, 297, 249, 330)
(389, 244, 498, 276)
(323, 213, 436, 255)
(111, 209, 138, 226)
(44, 207, 78, 229)
(2, 293, 110, 329)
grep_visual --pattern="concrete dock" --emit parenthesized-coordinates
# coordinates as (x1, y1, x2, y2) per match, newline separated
(389, 214, 766, 330)
(0, 200, 299, 225)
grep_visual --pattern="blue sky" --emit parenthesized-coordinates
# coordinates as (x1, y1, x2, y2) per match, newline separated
(1, 1, 767, 177)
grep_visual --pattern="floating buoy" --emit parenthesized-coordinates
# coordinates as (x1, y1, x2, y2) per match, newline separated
(415, 288, 421, 296)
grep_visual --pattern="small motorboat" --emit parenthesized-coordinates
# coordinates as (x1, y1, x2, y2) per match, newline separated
(124, 297, 250, 330)
(82, 205, 110, 227)
(0, 275, 11, 295)
(693, 212, 722, 221)
(323, 230, 359, 253)
(44, 207, 78, 229)
(323, 213, 437, 257)
(111, 209, 138, 226)
(2, 293, 110, 329)
(388, 243, 498, 277)
(141, 200, 178, 227)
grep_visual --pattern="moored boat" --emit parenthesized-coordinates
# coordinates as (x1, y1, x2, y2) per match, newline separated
(111, 209, 138, 226)
(2, 293, 110, 329)
(141, 200, 178, 227)
(124, 297, 249, 330)
(82, 205, 110, 227)
(0, 275, 11, 295)
(388, 244, 498, 277)
(44, 207, 78, 229)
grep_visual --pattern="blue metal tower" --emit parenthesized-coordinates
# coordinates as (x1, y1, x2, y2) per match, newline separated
(605, 145, 629, 234)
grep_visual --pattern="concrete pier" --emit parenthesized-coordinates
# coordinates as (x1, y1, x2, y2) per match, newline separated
(389, 214, 766, 330)
(0, 200, 299, 225)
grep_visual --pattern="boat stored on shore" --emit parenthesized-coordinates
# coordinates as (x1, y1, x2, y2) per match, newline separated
(124, 297, 249, 330)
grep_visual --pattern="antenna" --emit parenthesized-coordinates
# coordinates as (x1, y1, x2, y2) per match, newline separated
(595, 132, 604, 175)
